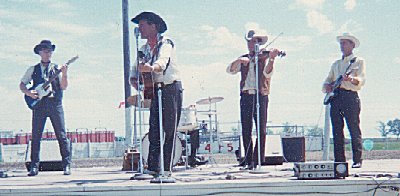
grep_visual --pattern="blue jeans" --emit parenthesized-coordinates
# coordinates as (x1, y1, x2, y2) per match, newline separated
(31, 97, 71, 168)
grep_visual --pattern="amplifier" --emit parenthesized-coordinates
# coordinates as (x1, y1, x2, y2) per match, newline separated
(294, 161, 348, 179)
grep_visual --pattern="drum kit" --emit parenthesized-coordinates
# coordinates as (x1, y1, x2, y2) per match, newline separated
(130, 95, 224, 169)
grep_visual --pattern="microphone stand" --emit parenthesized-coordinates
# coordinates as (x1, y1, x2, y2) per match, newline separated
(132, 27, 153, 180)
(250, 41, 268, 174)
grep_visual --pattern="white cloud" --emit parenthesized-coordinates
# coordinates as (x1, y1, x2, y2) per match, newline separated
(244, 22, 268, 35)
(306, 10, 334, 34)
(344, 0, 357, 11)
(32, 20, 95, 37)
(394, 57, 400, 64)
(182, 25, 244, 56)
(291, 0, 325, 10)
(337, 20, 363, 34)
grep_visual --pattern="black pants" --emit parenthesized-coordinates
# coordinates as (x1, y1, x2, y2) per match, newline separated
(189, 129, 200, 162)
(31, 98, 71, 168)
(148, 81, 183, 172)
(330, 88, 362, 163)
(240, 93, 268, 165)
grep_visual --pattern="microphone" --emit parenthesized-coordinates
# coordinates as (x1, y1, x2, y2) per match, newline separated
(134, 27, 140, 38)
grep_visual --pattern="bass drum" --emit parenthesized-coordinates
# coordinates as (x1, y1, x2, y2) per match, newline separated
(141, 133, 183, 166)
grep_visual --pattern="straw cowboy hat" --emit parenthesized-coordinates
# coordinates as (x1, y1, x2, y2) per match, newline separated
(245, 30, 268, 45)
(131, 11, 167, 33)
(337, 33, 360, 48)
(33, 40, 56, 54)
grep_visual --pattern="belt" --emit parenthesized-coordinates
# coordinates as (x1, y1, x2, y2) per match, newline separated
(154, 80, 179, 88)
(154, 82, 164, 88)
(242, 89, 256, 94)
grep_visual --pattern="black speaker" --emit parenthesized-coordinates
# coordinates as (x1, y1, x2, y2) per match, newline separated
(282, 136, 305, 162)
(25, 139, 72, 171)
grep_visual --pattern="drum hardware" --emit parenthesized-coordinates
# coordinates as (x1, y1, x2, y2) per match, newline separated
(195, 96, 224, 166)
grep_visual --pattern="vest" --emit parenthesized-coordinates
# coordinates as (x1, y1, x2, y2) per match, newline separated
(239, 54, 271, 95)
(32, 63, 63, 101)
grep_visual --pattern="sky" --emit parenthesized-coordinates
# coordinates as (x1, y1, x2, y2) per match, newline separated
(0, 0, 399, 138)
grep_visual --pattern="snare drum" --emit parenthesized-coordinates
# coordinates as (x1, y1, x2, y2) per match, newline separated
(141, 133, 183, 166)
(178, 106, 198, 132)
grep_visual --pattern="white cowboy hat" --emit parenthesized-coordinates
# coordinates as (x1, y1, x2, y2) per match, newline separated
(245, 30, 268, 45)
(337, 33, 360, 48)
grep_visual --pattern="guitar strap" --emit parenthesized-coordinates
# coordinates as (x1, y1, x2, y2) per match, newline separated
(344, 57, 357, 74)
(150, 38, 174, 75)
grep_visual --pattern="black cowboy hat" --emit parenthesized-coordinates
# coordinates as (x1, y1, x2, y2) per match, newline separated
(131, 11, 167, 33)
(34, 40, 56, 54)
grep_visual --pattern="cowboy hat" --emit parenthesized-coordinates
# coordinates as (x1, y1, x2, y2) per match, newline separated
(337, 33, 360, 48)
(245, 30, 268, 45)
(131, 11, 167, 33)
(33, 40, 55, 54)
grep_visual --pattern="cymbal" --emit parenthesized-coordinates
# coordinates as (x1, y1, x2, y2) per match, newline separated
(198, 111, 217, 115)
(196, 96, 224, 105)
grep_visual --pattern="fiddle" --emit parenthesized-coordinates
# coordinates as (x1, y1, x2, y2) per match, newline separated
(259, 49, 286, 58)
(250, 49, 286, 61)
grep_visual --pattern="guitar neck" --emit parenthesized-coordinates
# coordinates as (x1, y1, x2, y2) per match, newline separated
(42, 68, 62, 89)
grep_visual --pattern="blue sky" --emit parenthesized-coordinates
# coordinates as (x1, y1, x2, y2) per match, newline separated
(0, 0, 399, 138)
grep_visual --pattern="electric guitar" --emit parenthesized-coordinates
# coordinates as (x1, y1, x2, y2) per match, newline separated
(24, 55, 79, 110)
(323, 58, 357, 105)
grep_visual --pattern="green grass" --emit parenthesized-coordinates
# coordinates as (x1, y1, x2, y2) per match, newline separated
(335, 140, 400, 151)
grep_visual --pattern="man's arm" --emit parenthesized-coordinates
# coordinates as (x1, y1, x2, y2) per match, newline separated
(60, 64, 68, 90)
(19, 82, 38, 99)
(227, 57, 249, 74)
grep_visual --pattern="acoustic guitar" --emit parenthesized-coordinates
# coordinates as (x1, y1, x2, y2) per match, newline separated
(24, 55, 79, 110)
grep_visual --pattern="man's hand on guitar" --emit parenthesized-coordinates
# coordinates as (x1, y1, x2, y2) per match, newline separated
(60, 64, 68, 75)
(138, 63, 154, 73)
(130, 77, 139, 90)
(27, 90, 39, 99)
(324, 83, 333, 93)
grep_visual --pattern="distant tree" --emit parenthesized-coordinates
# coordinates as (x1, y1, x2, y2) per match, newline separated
(377, 121, 390, 149)
(306, 126, 323, 136)
(266, 128, 274, 135)
(387, 119, 400, 140)
(377, 121, 390, 137)
(282, 122, 295, 135)
(231, 127, 239, 135)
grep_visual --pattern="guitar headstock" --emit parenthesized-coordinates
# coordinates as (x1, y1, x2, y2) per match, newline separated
(66, 55, 79, 65)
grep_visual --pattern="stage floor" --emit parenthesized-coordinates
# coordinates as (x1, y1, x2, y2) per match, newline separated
(1, 159, 399, 195)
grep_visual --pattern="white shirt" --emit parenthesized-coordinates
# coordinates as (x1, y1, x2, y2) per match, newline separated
(226, 57, 273, 93)
(323, 54, 366, 92)
(130, 36, 180, 85)
(21, 63, 61, 85)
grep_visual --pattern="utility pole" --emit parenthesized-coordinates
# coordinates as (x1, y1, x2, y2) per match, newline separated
(122, 0, 132, 146)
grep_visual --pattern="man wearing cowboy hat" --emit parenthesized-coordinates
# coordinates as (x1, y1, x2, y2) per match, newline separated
(227, 30, 279, 170)
(19, 40, 72, 176)
(322, 33, 366, 168)
(130, 12, 182, 177)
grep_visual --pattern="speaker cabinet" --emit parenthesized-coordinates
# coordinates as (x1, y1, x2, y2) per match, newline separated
(282, 136, 305, 162)
(25, 139, 71, 171)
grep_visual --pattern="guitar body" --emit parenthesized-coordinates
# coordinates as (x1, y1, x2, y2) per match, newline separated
(24, 83, 51, 110)
(140, 72, 154, 99)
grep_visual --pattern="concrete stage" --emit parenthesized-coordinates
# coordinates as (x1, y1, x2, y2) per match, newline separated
(0, 159, 399, 196)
